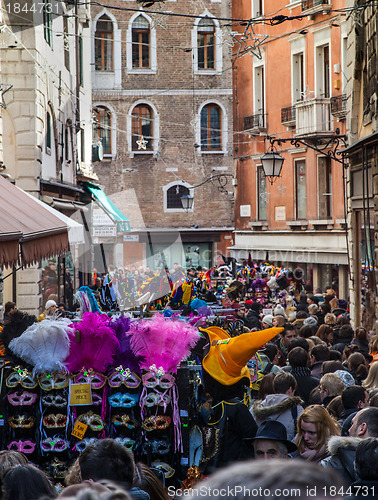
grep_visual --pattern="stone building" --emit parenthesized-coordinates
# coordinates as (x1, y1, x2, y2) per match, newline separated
(1, 0, 93, 314)
(231, 0, 349, 298)
(344, 1, 377, 330)
(91, 0, 234, 272)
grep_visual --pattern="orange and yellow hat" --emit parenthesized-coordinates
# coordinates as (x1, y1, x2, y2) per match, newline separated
(200, 326, 283, 386)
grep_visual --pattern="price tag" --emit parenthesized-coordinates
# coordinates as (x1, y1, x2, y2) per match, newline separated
(71, 421, 88, 440)
(69, 383, 92, 406)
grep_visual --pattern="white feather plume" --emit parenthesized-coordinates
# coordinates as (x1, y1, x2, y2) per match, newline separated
(9, 319, 73, 374)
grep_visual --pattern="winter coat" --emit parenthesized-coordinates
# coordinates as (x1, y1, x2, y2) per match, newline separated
(291, 367, 320, 407)
(320, 436, 363, 486)
(252, 394, 304, 441)
(310, 361, 323, 379)
(208, 397, 257, 471)
(245, 310, 262, 331)
(344, 479, 378, 500)
(350, 338, 370, 358)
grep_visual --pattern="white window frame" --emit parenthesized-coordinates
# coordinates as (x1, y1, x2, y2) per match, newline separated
(253, 54, 265, 117)
(163, 181, 194, 213)
(93, 102, 117, 158)
(252, 0, 264, 18)
(126, 11, 157, 74)
(196, 100, 228, 155)
(127, 100, 159, 156)
(291, 47, 305, 103)
(313, 28, 331, 99)
(92, 9, 122, 88)
(192, 10, 223, 75)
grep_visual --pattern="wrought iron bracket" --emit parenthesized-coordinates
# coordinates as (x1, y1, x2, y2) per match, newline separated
(188, 174, 234, 194)
(266, 133, 348, 165)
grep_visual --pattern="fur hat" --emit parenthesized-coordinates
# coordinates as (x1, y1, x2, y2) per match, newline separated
(200, 326, 283, 386)
(262, 315, 274, 327)
(1, 310, 37, 357)
(45, 300, 57, 310)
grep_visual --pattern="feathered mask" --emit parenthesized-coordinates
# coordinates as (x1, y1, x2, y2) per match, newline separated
(109, 315, 142, 373)
(129, 314, 200, 373)
(8, 319, 72, 374)
(64, 312, 119, 373)
(2, 311, 37, 356)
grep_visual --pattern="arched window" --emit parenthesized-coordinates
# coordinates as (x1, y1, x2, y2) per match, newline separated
(197, 17, 215, 70)
(132, 15, 150, 69)
(200, 103, 221, 150)
(131, 104, 153, 151)
(46, 112, 52, 152)
(167, 185, 190, 209)
(95, 15, 113, 71)
(94, 106, 112, 154)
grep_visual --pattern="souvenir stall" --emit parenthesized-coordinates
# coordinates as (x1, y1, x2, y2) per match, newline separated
(0, 311, 199, 486)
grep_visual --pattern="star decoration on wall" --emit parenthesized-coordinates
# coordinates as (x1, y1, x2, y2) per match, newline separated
(151, 4, 170, 30)
(136, 136, 148, 150)
(231, 22, 268, 60)
(0, 83, 13, 109)
(214, 27, 235, 49)
(300, 85, 315, 102)
(259, 192, 271, 203)
(277, 182, 287, 195)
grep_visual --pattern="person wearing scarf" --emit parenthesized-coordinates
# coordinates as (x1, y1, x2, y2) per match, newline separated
(294, 404, 340, 462)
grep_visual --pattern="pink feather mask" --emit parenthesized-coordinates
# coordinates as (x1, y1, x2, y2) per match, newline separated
(64, 312, 119, 373)
(129, 314, 200, 373)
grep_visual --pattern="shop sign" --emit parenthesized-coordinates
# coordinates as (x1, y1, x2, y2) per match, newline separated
(92, 208, 113, 226)
(92, 226, 116, 237)
(69, 383, 92, 406)
(123, 234, 139, 242)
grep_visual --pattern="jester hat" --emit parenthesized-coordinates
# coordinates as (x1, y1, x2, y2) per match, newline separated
(200, 326, 283, 386)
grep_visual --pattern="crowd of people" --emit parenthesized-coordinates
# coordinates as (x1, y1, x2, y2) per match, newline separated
(1, 261, 378, 500)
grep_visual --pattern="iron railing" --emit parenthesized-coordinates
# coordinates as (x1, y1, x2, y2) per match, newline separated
(330, 94, 347, 116)
(281, 105, 296, 126)
(244, 113, 266, 131)
(302, 0, 330, 9)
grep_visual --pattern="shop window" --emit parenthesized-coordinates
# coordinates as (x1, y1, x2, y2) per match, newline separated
(95, 15, 114, 71)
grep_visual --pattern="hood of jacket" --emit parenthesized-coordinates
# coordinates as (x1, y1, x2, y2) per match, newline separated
(326, 436, 363, 456)
(252, 394, 303, 420)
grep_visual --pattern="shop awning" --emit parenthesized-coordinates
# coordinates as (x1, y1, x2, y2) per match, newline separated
(0, 176, 69, 268)
(24, 192, 85, 246)
(85, 182, 130, 233)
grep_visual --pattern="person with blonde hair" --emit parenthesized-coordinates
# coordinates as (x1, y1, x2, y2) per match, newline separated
(362, 362, 378, 392)
(295, 404, 340, 462)
(318, 374, 345, 406)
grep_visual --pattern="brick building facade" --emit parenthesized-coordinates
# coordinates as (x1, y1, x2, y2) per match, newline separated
(231, 0, 349, 298)
(91, 0, 234, 272)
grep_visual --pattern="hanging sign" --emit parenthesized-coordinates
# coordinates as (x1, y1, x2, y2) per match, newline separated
(69, 383, 92, 406)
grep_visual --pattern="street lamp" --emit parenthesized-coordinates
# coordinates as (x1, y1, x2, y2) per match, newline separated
(179, 174, 234, 210)
(260, 147, 284, 184)
(180, 193, 194, 211)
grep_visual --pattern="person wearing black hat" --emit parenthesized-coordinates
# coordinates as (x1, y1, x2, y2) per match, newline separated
(245, 301, 262, 331)
(245, 420, 297, 460)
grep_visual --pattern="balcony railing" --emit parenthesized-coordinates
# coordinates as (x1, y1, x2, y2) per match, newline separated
(244, 113, 267, 134)
(302, 0, 331, 14)
(281, 105, 296, 127)
(330, 94, 347, 118)
(295, 98, 333, 136)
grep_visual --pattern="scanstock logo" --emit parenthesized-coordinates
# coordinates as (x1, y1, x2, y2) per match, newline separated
(4, 0, 70, 29)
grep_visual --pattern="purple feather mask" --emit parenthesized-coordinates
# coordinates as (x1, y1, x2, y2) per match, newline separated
(64, 312, 119, 373)
(129, 314, 200, 374)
